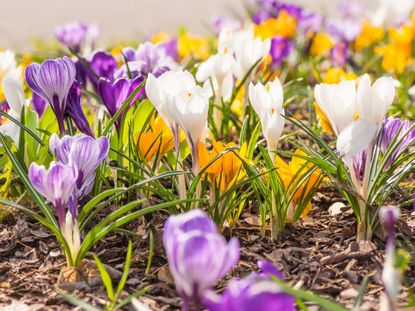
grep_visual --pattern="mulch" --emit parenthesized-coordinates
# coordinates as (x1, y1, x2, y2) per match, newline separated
(0, 186, 414, 310)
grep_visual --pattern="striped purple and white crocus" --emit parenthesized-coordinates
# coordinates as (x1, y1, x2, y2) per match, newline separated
(29, 161, 80, 261)
(28, 134, 109, 263)
(204, 261, 296, 311)
(163, 209, 240, 311)
(49, 133, 109, 199)
(25, 57, 76, 135)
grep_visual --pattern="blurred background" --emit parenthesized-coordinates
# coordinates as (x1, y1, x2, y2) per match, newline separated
(0, 0, 379, 51)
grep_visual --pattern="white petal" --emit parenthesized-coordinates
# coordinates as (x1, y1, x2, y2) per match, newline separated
(2, 76, 24, 113)
(145, 74, 160, 108)
(336, 119, 377, 156)
(357, 74, 372, 121)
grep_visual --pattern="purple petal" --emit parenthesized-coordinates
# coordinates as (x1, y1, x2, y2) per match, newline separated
(32, 92, 47, 118)
(65, 81, 94, 136)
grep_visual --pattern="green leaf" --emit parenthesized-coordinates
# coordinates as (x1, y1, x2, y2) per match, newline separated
(79, 187, 127, 224)
(93, 253, 115, 302)
(116, 287, 149, 309)
(115, 240, 133, 301)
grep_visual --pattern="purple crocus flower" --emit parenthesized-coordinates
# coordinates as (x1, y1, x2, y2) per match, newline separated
(326, 18, 361, 43)
(49, 133, 109, 199)
(298, 11, 324, 34)
(163, 209, 240, 310)
(114, 42, 177, 80)
(204, 260, 295, 311)
(87, 51, 118, 89)
(330, 42, 347, 67)
(65, 81, 94, 137)
(121, 47, 137, 62)
(29, 161, 78, 225)
(270, 36, 294, 69)
(98, 76, 144, 131)
(381, 117, 415, 167)
(55, 22, 99, 53)
(160, 38, 179, 62)
(25, 57, 76, 135)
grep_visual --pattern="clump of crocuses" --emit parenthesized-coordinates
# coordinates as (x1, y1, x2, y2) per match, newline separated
(163, 209, 240, 310)
(162, 209, 296, 311)
(29, 133, 109, 265)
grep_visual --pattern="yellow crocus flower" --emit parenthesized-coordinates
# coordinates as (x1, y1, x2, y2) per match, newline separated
(375, 23, 413, 74)
(274, 149, 321, 222)
(198, 140, 247, 191)
(310, 33, 335, 56)
(136, 116, 174, 162)
(323, 67, 357, 84)
(354, 20, 384, 51)
(177, 31, 210, 61)
(375, 44, 410, 74)
(254, 10, 297, 40)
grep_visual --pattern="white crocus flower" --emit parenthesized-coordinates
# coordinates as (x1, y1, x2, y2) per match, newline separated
(168, 84, 209, 173)
(1, 77, 25, 145)
(145, 70, 196, 149)
(336, 74, 395, 157)
(249, 79, 285, 161)
(315, 75, 395, 241)
(196, 51, 236, 132)
(314, 80, 358, 136)
(232, 28, 271, 80)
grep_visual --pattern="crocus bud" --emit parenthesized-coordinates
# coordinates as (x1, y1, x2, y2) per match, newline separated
(163, 209, 240, 310)
(97, 76, 143, 132)
(248, 79, 285, 161)
(169, 85, 209, 173)
(146, 70, 199, 151)
(25, 57, 76, 135)
(28, 161, 78, 226)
